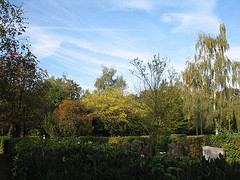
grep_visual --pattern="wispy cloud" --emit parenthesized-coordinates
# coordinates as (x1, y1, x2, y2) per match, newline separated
(40, 47, 102, 76)
(161, 13, 172, 23)
(27, 25, 151, 65)
(162, 13, 220, 34)
(47, 0, 75, 17)
(27, 27, 62, 59)
(112, 0, 155, 10)
(160, 0, 220, 34)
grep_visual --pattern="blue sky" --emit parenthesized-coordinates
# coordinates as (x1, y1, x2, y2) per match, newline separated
(17, 0, 240, 91)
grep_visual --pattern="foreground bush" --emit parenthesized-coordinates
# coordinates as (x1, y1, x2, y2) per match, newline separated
(4, 138, 240, 179)
(8, 138, 153, 179)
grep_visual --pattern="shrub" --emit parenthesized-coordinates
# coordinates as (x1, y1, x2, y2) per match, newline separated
(5, 137, 240, 179)
(170, 134, 187, 144)
(154, 130, 171, 153)
(121, 142, 131, 148)
(45, 99, 93, 138)
(152, 154, 240, 179)
(222, 142, 240, 164)
(131, 140, 143, 153)
(7, 138, 153, 179)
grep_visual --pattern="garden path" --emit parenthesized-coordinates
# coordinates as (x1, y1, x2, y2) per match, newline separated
(0, 152, 11, 180)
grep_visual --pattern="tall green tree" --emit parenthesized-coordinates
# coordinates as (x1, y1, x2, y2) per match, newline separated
(94, 66, 126, 91)
(45, 74, 83, 112)
(0, 0, 48, 137)
(43, 75, 83, 137)
(182, 60, 210, 135)
(182, 23, 240, 134)
(130, 55, 185, 136)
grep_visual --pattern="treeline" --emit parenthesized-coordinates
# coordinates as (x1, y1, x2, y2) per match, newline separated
(1, 0, 240, 138)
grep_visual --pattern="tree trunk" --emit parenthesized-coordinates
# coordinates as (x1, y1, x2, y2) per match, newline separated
(215, 122, 219, 135)
(213, 91, 218, 135)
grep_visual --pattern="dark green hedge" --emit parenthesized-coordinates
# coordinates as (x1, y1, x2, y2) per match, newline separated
(55, 135, 151, 146)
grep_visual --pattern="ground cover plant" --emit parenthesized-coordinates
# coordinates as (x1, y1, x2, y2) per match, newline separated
(2, 136, 240, 180)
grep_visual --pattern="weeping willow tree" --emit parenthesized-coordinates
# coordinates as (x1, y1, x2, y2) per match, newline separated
(183, 23, 240, 135)
(229, 92, 240, 131)
(182, 59, 210, 135)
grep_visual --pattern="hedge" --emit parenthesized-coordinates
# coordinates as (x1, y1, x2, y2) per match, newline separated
(54, 135, 152, 146)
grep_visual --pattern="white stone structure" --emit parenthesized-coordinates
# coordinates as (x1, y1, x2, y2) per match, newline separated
(202, 146, 225, 161)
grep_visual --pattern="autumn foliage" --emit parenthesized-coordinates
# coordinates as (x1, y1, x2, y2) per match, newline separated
(53, 98, 92, 137)
(0, 0, 49, 137)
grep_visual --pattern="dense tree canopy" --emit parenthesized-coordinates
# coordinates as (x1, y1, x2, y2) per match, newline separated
(0, 0, 48, 137)
(45, 74, 83, 112)
(44, 99, 92, 137)
(83, 88, 146, 136)
(130, 55, 186, 135)
(94, 66, 126, 91)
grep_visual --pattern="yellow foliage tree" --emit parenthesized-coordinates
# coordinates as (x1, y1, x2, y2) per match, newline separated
(83, 87, 146, 136)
